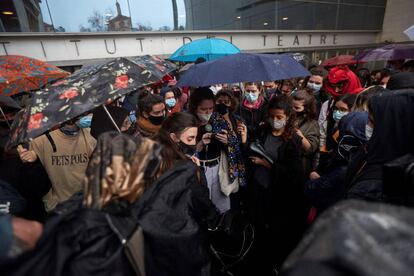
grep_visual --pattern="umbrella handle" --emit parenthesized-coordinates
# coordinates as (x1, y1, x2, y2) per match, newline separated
(0, 107, 11, 129)
(102, 105, 121, 133)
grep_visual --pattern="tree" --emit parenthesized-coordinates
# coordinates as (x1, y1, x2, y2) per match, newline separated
(88, 10, 106, 32)
(55, 26, 66, 32)
(158, 25, 172, 31)
(135, 22, 153, 31)
(79, 10, 106, 32)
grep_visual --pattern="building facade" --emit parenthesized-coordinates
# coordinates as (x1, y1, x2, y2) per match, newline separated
(0, 0, 412, 68)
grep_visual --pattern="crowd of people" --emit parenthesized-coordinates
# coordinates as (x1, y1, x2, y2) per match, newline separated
(0, 57, 414, 276)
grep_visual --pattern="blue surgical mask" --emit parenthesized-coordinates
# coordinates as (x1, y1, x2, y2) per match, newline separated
(165, 98, 176, 108)
(246, 92, 259, 103)
(307, 82, 322, 94)
(77, 116, 92, 128)
(333, 110, 348, 122)
(365, 124, 373, 140)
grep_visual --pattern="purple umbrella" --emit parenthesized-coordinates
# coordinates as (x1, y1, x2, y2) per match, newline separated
(355, 43, 414, 61)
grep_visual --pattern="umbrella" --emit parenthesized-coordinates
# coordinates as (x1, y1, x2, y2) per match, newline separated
(0, 95, 21, 129)
(169, 38, 240, 62)
(0, 95, 21, 110)
(321, 55, 359, 67)
(6, 55, 177, 148)
(354, 43, 414, 61)
(177, 53, 310, 87)
(0, 55, 70, 96)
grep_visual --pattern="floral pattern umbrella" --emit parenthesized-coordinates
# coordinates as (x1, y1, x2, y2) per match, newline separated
(0, 55, 70, 96)
(7, 55, 177, 148)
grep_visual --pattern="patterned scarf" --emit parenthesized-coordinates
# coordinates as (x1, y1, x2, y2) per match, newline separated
(210, 112, 246, 186)
(83, 132, 161, 209)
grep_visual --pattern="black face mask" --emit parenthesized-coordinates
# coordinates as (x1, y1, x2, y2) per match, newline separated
(148, 115, 165, 126)
(179, 141, 197, 156)
(265, 88, 277, 95)
(296, 110, 305, 117)
(233, 90, 241, 99)
(216, 103, 229, 115)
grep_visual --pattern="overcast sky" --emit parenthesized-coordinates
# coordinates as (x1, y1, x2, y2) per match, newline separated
(40, 0, 187, 32)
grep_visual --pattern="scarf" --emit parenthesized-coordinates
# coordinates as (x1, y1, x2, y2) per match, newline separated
(83, 132, 161, 209)
(325, 66, 363, 97)
(210, 112, 246, 186)
(242, 97, 263, 110)
(135, 116, 161, 136)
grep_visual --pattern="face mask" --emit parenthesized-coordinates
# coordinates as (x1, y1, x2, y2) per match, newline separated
(270, 118, 286, 130)
(128, 114, 137, 123)
(265, 88, 277, 95)
(179, 141, 197, 156)
(233, 90, 241, 98)
(165, 98, 176, 108)
(333, 110, 348, 122)
(216, 103, 229, 115)
(197, 113, 212, 123)
(296, 110, 305, 117)
(365, 124, 373, 140)
(148, 115, 165, 126)
(60, 124, 80, 136)
(307, 82, 322, 94)
(246, 92, 259, 103)
(76, 116, 92, 128)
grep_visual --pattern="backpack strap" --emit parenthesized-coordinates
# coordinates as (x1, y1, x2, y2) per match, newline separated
(45, 133, 57, 153)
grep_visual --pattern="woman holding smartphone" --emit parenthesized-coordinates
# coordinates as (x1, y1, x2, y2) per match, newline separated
(189, 88, 247, 214)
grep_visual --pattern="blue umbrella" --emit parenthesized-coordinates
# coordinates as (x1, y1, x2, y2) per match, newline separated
(177, 53, 310, 87)
(169, 38, 240, 62)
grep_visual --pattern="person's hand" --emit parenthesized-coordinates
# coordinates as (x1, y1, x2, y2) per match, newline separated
(249, 156, 271, 169)
(17, 146, 37, 163)
(309, 171, 321, 180)
(215, 129, 228, 145)
(190, 155, 201, 166)
(12, 217, 43, 251)
(296, 128, 304, 138)
(237, 122, 248, 144)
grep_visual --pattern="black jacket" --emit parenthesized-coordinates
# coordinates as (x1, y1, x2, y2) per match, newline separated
(133, 161, 219, 276)
(248, 128, 305, 266)
(238, 99, 268, 141)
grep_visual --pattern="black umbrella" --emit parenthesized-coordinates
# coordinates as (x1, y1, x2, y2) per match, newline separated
(7, 55, 176, 148)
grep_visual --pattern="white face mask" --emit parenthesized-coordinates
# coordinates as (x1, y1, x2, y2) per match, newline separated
(270, 118, 286, 130)
(365, 124, 373, 140)
(197, 113, 212, 123)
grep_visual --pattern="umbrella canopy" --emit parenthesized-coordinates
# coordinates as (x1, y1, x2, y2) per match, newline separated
(169, 38, 240, 62)
(6, 55, 176, 148)
(177, 53, 310, 87)
(354, 43, 414, 61)
(321, 55, 359, 67)
(0, 55, 70, 96)
(0, 95, 21, 110)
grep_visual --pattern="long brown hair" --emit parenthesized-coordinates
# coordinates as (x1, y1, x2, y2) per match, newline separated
(293, 89, 318, 120)
(153, 112, 198, 174)
(267, 94, 297, 141)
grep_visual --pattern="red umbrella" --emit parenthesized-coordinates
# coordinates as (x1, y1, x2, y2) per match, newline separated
(0, 55, 70, 96)
(321, 55, 359, 67)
